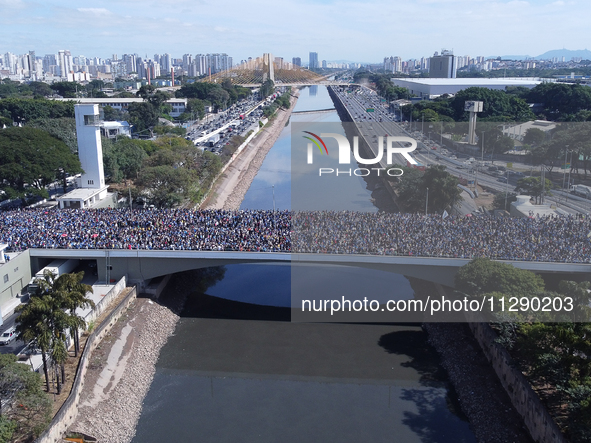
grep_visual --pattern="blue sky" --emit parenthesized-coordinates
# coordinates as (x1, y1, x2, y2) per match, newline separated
(1, 0, 587, 63)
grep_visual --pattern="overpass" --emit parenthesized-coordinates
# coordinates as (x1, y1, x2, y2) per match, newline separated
(292, 108, 336, 115)
(27, 249, 591, 289)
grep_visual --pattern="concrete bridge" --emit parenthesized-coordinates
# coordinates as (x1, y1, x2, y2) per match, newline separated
(27, 249, 591, 290)
(292, 108, 336, 115)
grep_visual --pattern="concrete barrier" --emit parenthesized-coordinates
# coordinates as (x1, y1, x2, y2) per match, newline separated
(464, 311, 567, 443)
(36, 285, 137, 443)
(84, 276, 127, 326)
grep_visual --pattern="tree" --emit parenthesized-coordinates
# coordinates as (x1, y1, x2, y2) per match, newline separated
(207, 88, 230, 111)
(0, 127, 83, 199)
(260, 79, 275, 98)
(102, 105, 126, 121)
(493, 191, 517, 211)
(422, 165, 463, 213)
(127, 102, 159, 133)
(103, 137, 148, 181)
(27, 117, 78, 154)
(523, 127, 546, 146)
(455, 257, 545, 297)
(187, 98, 205, 120)
(482, 127, 515, 155)
(526, 82, 591, 120)
(0, 97, 74, 123)
(387, 164, 462, 213)
(450, 87, 535, 121)
(50, 81, 79, 98)
(0, 354, 51, 441)
(28, 82, 53, 98)
(514, 177, 553, 203)
(15, 294, 54, 393)
(53, 272, 94, 357)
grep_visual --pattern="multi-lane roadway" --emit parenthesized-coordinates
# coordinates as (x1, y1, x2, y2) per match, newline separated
(330, 84, 591, 215)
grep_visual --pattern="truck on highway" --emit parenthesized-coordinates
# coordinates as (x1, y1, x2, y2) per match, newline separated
(570, 184, 591, 199)
(28, 259, 80, 293)
(208, 134, 221, 147)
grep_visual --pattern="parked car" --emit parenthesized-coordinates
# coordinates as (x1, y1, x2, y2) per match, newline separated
(0, 327, 16, 345)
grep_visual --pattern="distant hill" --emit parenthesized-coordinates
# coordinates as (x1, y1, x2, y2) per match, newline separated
(534, 48, 591, 60)
(485, 55, 531, 60)
(484, 49, 591, 61)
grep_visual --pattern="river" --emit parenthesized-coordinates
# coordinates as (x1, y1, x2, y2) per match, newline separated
(131, 86, 476, 443)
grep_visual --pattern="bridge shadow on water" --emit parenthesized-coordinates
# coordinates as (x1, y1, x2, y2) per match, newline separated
(378, 331, 474, 443)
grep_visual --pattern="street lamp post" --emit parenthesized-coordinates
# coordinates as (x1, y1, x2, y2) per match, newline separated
(562, 145, 570, 194)
(481, 131, 485, 163)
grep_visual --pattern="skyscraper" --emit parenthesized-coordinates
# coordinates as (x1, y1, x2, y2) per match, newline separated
(309, 52, 319, 69)
(292, 57, 301, 67)
(429, 50, 456, 78)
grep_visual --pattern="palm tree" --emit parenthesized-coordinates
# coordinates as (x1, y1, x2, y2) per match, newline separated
(53, 272, 94, 357)
(15, 297, 53, 393)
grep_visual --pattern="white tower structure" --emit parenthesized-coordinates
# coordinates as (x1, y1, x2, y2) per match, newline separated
(75, 104, 105, 189)
(57, 104, 111, 209)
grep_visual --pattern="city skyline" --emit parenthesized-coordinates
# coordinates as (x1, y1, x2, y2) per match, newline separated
(1, 0, 589, 63)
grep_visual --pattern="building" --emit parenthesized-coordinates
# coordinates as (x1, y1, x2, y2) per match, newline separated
(429, 50, 456, 78)
(57, 104, 114, 210)
(292, 57, 301, 67)
(51, 97, 188, 118)
(100, 121, 132, 139)
(391, 78, 545, 99)
(384, 56, 402, 73)
(309, 52, 319, 69)
(502, 120, 556, 142)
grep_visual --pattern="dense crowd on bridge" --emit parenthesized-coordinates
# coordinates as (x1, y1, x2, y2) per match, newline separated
(0, 208, 291, 252)
(292, 211, 591, 262)
(1, 208, 590, 263)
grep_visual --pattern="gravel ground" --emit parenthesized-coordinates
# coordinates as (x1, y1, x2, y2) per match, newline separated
(69, 298, 180, 442)
(424, 322, 533, 443)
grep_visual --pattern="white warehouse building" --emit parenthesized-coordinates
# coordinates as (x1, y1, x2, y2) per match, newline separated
(391, 78, 548, 99)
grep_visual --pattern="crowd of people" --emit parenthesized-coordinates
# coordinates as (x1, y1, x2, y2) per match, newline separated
(0, 208, 291, 252)
(1, 208, 590, 263)
(293, 211, 591, 262)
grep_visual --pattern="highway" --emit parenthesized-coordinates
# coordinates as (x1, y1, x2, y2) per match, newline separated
(330, 85, 591, 216)
(330, 85, 412, 168)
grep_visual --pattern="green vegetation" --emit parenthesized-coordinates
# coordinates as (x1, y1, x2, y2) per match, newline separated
(0, 98, 74, 124)
(262, 91, 291, 118)
(514, 177, 553, 203)
(401, 87, 534, 124)
(529, 123, 591, 177)
(455, 258, 591, 441)
(0, 127, 83, 200)
(132, 137, 222, 207)
(492, 192, 517, 212)
(387, 164, 463, 213)
(16, 270, 94, 395)
(0, 354, 52, 442)
(176, 79, 251, 111)
(259, 79, 275, 99)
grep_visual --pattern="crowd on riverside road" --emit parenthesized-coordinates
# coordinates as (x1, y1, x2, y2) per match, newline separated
(1, 208, 591, 263)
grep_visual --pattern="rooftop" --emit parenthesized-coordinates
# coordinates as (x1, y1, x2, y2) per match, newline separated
(392, 78, 551, 86)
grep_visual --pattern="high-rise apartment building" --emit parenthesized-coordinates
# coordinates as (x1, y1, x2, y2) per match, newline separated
(309, 52, 319, 69)
(429, 49, 456, 78)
